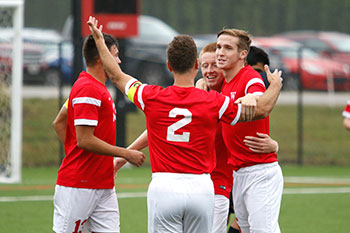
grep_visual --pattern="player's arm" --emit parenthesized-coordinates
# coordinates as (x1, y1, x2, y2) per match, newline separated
(52, 100, 68, 143)
(244, 132, 279, 153)
(87, 16, 135, 95)
(254, 65, 282, 118)
(235, 65, 282, 121)
(195, 78, 209, 91)
(344, 118, 350, 131)
(75, 125, 145, 167)
(113, 130, 149, 171)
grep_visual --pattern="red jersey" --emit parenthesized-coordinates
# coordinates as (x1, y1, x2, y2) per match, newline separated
(57, 71, 116, 189)
(126, 81, 241, 174)
(211, 122, 233, 198)
(343, 100, 350, 118)
(221, 65, 278, 171)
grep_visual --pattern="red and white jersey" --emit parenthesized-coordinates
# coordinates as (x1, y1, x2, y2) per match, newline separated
(57, 71, 116, 189)
(126, 79, 241, 174)
(221, 65, 278, 171)
(343, 100, 350, 118)
(211, 122, 233, 198)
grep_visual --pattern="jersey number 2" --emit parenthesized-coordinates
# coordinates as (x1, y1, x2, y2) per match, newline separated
(167, 108, 192, 142)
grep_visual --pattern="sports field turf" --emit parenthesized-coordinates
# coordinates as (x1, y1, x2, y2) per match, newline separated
(1, 165, 350, 233)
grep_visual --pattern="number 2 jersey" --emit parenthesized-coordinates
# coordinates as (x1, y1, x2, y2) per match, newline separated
(221, 65, 278, 171)
(125, 79, 242, 174)
(56, 71, 116, 189)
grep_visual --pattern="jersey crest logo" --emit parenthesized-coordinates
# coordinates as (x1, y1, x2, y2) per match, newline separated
(230, 92, 236, 100)
(219, 185, 226, 190)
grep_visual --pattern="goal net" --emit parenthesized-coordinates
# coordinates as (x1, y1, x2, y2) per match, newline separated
(0, 0, 24, 183)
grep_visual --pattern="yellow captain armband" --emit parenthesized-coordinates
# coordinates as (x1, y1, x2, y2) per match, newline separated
(64, 98, 69, 109)
(127, 80, 142, 103)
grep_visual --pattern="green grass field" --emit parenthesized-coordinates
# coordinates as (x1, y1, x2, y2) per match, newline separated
(1, 166, 350, 233)
(1, 98, 349, 232)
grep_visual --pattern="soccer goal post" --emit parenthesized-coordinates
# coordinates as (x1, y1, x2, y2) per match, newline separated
(0, 0, 24, 183)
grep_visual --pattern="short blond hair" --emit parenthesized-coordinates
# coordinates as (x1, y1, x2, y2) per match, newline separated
(199, 42, 217, 62)
(217, 29, 251, 52)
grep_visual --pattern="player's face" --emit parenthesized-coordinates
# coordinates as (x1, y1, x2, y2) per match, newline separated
(200, 52, 224, 91)
(110, 45, 121, 64)
(216, 34, 243, 70)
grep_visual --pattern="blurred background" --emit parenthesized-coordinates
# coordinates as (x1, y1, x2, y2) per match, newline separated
(1, 0, 350, 169)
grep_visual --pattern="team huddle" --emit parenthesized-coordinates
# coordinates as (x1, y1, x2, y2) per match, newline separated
(52, 16, 284, 233)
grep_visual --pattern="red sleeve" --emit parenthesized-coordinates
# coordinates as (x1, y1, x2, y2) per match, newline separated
(72, 84, 102, 126)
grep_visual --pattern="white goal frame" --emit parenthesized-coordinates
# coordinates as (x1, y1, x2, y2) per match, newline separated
(0, 0, 24, 183)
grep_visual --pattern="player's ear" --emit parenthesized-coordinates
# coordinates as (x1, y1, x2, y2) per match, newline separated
(240, 50, 248, 60)
(194, 58, 199, 70)
(96, 57, 102, 65)
(167, 60, 173, 72)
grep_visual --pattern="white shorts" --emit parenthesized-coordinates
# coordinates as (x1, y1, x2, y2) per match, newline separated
(233, 162, 283, 233)
(211, 194, 229, 233)
(147, 173, 214, 233)
(53, 185, 120, 233)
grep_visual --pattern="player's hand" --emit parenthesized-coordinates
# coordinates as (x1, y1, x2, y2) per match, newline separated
(125, 149, 145, 167)
(265, 65, 283, 88)
(195, 78, 209, 91)
(235, 93, 257, 122)
(113, 158, 128, 179)
(244, 132, 278, 153)
(87, 16, 104, 41)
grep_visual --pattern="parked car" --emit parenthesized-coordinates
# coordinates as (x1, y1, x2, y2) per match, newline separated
(0, 34, 47, 85)
(20, 28, 73, 86)
(253, 36, 350, 91)
(0, 28, 72, 85)
(63, 15, 207, 87)
(277, 31, 350, 65)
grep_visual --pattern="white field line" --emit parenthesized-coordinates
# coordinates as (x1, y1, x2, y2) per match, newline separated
(284, 176, 350, 184)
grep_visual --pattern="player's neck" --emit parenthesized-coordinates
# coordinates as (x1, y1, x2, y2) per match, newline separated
(224, 63, 245, 83)
(86, 66, 107, 85)
(173, 71, 196, 87)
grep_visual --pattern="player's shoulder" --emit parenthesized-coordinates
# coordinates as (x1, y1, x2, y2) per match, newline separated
(243, 66, 262, 79)
(71, 77, 106, 98)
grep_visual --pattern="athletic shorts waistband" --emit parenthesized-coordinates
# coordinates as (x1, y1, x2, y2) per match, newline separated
(152, 172, 210, 179)
(235, 162, 279, 174)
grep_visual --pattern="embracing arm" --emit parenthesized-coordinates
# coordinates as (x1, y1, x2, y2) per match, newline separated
(113, 130, 149, 171)
(235, 65, 282, 122)
(76, 125, 145, 166)
(254, 65, 283, 119)
(244, 133, 279, 153)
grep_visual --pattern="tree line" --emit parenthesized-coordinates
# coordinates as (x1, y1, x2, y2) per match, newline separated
(24, 0, 350, 36)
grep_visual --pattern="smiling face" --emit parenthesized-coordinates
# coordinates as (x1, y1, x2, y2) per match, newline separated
(216, 34, 246, 71)
(200, 51, 224, 91)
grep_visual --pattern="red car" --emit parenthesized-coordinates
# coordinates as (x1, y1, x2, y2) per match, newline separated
(252, 36, 350, 91)
(277, 31, 350, 65)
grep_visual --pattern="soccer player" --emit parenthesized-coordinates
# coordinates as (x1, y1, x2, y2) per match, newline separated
(52, 33, 145, 233)
(87, 16, 282, 233)
(343, 100, 350, 130)
(197, 42, 279, 233)
(216, 29, 283, 233)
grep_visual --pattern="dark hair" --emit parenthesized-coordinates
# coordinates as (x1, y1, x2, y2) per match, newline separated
(167, 35, 197, 73)
(83, 33, 119, 67)
(217, 28, 251, 52)
(246, 46, 270, 66)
